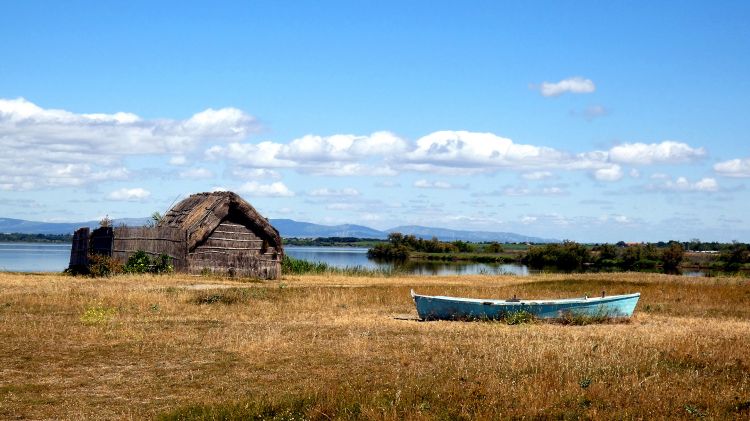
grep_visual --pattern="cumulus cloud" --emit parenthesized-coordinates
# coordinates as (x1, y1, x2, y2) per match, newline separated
(475, 184, 567, 197)
(0, 97, 259, 190)
(206, 131, 405, 176)
(608, 141, 706, 165)
(169, 155, 188, 166)
(107, 187, 151, 201)
(308, 187, 360, 197)
(522, 171, 553, 180)
(714, 158, 750, 178)
(207, 129, 710, 184)
(593, 164, 623, 182)
(645, 176, 719, 192)
(237, 181, 294, 197)
(413, 179, 463, 189)
(536, 77, 596, 97)
(404, 131, 576, 172)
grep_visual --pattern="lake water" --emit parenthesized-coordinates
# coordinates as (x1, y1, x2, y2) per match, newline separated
(284, 246, 532, 276)
(1, 243, 717, 277)
(0, 243, 531, 275)
(0, 243, 73, 272)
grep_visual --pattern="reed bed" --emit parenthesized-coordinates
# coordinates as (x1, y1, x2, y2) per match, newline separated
(0, 271, 748, 419)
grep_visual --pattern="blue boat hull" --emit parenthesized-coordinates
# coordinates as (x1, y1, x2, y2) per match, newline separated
(412, 291, 640, 321)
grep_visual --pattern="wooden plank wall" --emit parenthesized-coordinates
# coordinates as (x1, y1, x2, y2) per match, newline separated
(188, 221, 281, 279)
(112, 226, 188, 271)
(90, 227, 113, 256)
(69, 227, 90, 268)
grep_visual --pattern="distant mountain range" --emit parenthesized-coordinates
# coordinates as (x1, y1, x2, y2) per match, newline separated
(0, 217, 556, 243)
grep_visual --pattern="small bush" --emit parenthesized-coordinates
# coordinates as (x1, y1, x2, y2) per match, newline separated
(124, 251, 173, 274)
(152, 254, 174, 274)
(88, 254, 123, 277)
(124, 250, 152, 273)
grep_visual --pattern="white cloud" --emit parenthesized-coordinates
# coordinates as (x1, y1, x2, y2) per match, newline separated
(413, 179, 462, 189)
(405, 131, 573, 172)
(178, 167, 214, 179)
(0, 97, 259, 190)
(237, 181, 294, 197)
(594, 165, 623, 181)
(169, 155, 188, 166)
(537, 77, 596, 97)
(714, 158, 750, 178)
(108, 187, 151, 201)
(609, 141, 706, 165)
(646, 176, 719, 192)
(693, 178, 719, 191)
(207, 131, 406, 176)
(522, 171, 553, 180)
(613, 215, 631, 224)
(308, 187, 360, 197)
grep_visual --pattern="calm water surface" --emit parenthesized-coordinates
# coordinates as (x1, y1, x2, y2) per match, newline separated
(284, 246, 531, 275)
(0, 243, 72, 272)
(0, 243, 531, 275)
(1, 244, 714, 277)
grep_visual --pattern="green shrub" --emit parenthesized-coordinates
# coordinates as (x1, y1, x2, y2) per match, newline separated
(124, 251, 173, 274)
(124, 250, 151, 273)
(523, 241, 592, 271)
(153, 254, 174, 274)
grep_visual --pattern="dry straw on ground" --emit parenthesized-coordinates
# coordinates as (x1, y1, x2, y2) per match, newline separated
(0, 271, 749, 419)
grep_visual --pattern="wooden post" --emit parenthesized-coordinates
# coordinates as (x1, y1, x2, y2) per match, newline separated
(69, 228, 90, 269)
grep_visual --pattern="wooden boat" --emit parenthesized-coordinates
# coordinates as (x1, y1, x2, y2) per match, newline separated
(411, 290, 640, 320)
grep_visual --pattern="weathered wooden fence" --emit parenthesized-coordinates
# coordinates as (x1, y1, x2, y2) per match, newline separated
(90, 227, 113, 256)
(69, 228, 90, 268)
(112, 226, 188, 271)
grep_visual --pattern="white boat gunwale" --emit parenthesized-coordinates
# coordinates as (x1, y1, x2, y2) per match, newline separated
(410, 290, 641, 306)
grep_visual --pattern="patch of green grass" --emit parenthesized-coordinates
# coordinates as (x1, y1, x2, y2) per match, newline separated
(281, 255, 401, 277)
(501, 310, 536, 325)
(80, 303, 117, 325)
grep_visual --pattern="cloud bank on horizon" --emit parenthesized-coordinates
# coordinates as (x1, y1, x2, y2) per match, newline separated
(0, 97, 724, 191)
(1, 96, 746, 242)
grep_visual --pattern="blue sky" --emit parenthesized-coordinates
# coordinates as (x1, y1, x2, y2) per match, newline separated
(1, 1, 749, 242)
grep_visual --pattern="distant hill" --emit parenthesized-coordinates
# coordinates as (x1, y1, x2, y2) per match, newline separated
(270, 219, 386, 239)
(387, 225, 555, 243)
(0, 217, 556, 243)
(0, 217, 150, 235)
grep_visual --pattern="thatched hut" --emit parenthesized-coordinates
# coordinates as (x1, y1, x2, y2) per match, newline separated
(69, 191, 283, 279)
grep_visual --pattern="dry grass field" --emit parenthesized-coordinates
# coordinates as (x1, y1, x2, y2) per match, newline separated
(1, 271, 749, 420)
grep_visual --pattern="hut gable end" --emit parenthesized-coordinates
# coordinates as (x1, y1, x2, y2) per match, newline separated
(157, 191, 282, 278)
(158, 191, 282, 253)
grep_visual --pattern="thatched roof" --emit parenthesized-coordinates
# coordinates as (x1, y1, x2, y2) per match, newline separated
(158, 191, 282, 251)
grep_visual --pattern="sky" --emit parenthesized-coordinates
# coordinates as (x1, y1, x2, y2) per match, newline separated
(1, 1, 749, 242)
